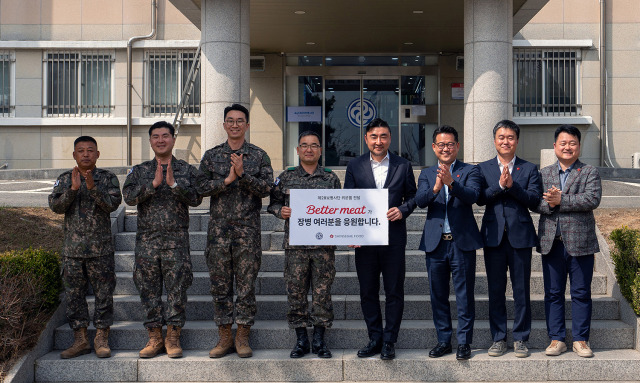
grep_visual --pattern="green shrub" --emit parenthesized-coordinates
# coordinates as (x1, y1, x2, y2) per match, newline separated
(610, 227, 640, 315)
(0, 247, 62, 311)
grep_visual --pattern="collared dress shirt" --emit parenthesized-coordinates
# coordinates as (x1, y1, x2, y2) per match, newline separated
(370, 152, 390, 189)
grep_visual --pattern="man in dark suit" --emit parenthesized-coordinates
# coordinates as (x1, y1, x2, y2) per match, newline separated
(344, 117, 417, 360)
(415, 125, 483, 360)
(477, 120, 542, 358)
(535, 125, 601, 358)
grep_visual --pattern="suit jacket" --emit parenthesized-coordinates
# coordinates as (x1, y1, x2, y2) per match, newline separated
(477, 156, 543, 248)
(415, 161, 483, 253)
(535, 160, 601, 256)
(344, 152, 417, 246)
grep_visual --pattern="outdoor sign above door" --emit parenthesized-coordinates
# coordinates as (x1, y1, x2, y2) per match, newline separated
(287, 106, 322, 122)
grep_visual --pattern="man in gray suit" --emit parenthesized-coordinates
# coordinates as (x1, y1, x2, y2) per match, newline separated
(535, 125, 601, 358)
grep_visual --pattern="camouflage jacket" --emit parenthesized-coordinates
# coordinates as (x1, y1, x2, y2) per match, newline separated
(123, 157, 202, 250)
(49, 168, 122, 258)
(196, 141, 273, 228)
(268, 165, 341, 249)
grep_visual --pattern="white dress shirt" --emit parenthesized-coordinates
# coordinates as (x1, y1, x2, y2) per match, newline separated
(370, 152, 390, 189)
(441, 160, 456, 233)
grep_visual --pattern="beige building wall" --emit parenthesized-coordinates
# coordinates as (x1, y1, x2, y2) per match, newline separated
(0, 0, 203, 169)
(515, 0, 640, 167)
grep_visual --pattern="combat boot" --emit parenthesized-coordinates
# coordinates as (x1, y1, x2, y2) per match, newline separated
(60, 327, 91, 359)
(165, 325, 183, 358)
(209, 324, 233, 358)
(94, 327, 111, 358)
(139, 327, 164, 358)
(311, 326, 332, 358)
(290, 327, 310, 358)
(235, 324, 253, 358)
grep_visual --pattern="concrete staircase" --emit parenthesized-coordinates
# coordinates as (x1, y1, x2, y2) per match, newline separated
(34, 207, 640, 382)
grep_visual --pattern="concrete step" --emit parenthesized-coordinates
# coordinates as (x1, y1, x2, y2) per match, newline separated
(114, 229, 547, 252)
(114, 250, 548, 273)
(121, 210, 540, 234)
(53, 319, 635, 351)
(34, 348, 640, 383)
(112, 271, 608, 296)
(90, 294, 620, 322)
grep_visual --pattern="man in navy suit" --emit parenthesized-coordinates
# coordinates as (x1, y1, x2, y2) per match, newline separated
(344, 117, 417, 360)
(415, 125, 483, 360)
(477, 120, 542, 358)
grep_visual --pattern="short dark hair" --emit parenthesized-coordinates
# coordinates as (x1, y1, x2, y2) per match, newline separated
(554, 124, 581, 143)
(224, 103, 249, 122)
(298, 130, 321, 144)
(492, 119, 520, 139)
(74, 136, 97, 148)
(432, 125, 458, 143)
(149, 121, 175, 137)
(365, 117, 390, 134)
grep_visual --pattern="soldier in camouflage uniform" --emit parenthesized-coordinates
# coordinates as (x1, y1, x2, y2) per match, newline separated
(196, 104, 273, 358)
(268, 130, 341, 359)
(49, 136, 122, 359)
(123, 121, 202, 359)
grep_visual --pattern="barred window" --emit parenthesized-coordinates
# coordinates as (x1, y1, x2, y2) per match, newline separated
(0, 51, 13, 117)
(145, 49, 201, 116)
(513, 48, 581, 117)
(44, 51, 113, 117)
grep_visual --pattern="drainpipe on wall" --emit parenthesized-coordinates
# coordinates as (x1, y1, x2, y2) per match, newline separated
(127, 0, 157, 166)
(600, 0, 613, 167)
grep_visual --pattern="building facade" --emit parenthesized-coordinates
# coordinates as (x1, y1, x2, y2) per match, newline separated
(0, 0, 638, 170)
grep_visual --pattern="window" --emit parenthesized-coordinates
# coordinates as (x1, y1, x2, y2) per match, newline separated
(44, 51, 113, 117)
(513, 48, 581, 117)
(0, 51, 13, 117)
(145, 49, 201, 116)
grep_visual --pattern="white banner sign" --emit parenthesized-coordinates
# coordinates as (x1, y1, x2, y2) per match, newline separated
(289, 189, 389, 246)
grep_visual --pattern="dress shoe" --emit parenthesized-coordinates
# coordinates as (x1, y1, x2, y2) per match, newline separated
(380, 342, 395, 360)
(429, 342, 452, 358)
(357, 339, 382, 358)
(456, 344, 471, 360)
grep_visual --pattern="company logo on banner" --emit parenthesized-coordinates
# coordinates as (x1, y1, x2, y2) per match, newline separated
(348, 98, 376, 127)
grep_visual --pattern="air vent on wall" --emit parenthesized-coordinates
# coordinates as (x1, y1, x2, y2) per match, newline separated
(456, 56, 464, 71)
(250, 56, 265, 72)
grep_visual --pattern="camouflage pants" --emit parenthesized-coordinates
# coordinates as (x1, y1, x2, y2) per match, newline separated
(206, 230, 261, 326)
(284, 248, 336, 328)
(63, 255, 116, 330)
(134, 247, 193, 328)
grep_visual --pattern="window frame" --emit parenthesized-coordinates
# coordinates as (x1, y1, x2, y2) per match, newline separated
(513, 47, 582, 118)
(0, 50, 15, 118)
(143, 48, 201, 117)
(42, 50, 115, 118)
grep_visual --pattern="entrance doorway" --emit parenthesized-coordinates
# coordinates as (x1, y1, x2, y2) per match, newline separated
(286, 62, 438, 167)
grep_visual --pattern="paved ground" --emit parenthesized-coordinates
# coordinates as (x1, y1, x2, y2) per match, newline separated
(1, 176, 638, 208)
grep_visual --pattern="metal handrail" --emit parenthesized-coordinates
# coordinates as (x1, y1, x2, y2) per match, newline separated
(173, 43, 202, 137)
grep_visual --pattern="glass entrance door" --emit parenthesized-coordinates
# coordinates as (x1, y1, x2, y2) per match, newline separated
(324, 77, 399, 167)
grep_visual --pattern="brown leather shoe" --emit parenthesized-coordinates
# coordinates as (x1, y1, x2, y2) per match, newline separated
(139, 327, 164, 358)
(165, 325, 183, 358)
(60, 327, 91, 359)
(235, 324, 253, 358)
(94, 327, 111, 358)
(209, 324, 233, 358)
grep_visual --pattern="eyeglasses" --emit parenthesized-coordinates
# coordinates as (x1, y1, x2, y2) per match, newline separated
(434, 142, 457, 150)
(299, 144, 321, 150)
(225, 119, 247, 126)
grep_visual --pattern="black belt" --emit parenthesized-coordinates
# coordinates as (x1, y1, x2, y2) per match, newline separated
(555, 235, 563, 242)
(441, 233, 453, 241)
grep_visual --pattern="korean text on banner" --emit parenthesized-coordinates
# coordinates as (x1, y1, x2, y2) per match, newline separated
(289, 189, 389, 246)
